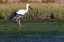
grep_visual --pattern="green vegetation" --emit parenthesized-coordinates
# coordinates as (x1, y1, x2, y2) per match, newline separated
(0, 0, 3, 3)
(0, 3, 64, 20)
(42, 0, 55, 3)
(0, 19, 64, 34)
(20, 0, 29, 3)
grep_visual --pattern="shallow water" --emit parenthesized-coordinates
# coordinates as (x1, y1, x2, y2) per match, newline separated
(0, 33, 64, 42)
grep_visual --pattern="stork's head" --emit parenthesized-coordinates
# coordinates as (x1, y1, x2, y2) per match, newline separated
(26, 4, 30, 7)
(26, 4, 33, 10)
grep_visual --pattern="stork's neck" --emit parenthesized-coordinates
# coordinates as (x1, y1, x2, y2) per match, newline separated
(25, 6, 29, 13)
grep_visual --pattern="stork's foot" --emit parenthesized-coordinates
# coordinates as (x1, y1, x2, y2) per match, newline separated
(19, 25, 22, 29)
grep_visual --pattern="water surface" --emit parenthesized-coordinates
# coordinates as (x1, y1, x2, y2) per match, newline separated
(0, 33, 64, 42)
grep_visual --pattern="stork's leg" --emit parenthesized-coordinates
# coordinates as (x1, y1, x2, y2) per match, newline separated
(18, 19, 22, 29)
(16, 17, 22, 29)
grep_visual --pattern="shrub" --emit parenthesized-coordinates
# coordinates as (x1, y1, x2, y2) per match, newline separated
(20, 0, 29, 3)
(0, 0, 3, 3)
(42, 0, 55, 3)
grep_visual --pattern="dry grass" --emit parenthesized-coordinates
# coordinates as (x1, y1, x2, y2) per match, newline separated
(0, 3, 64, 8)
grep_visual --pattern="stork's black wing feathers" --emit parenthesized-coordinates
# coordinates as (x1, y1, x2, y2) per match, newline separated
(9, 10, 18, 19)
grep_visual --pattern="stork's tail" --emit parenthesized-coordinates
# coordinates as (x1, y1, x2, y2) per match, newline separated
(9, 11, 18, 19)
(9, 13, 17, 19)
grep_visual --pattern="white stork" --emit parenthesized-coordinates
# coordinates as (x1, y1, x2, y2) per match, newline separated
(9, 4, 33, 29)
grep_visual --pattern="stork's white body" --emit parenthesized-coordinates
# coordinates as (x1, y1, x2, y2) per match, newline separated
(16, 4, 29, 15)
(16, 9, 26, 15)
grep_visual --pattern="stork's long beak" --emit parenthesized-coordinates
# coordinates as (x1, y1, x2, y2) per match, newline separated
(29, 6, 33, 10)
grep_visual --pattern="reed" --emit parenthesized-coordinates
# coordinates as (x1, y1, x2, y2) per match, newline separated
(0, 3, 64, 19)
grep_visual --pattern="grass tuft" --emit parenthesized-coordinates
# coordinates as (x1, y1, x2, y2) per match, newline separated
(0, 20, 64, 34)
